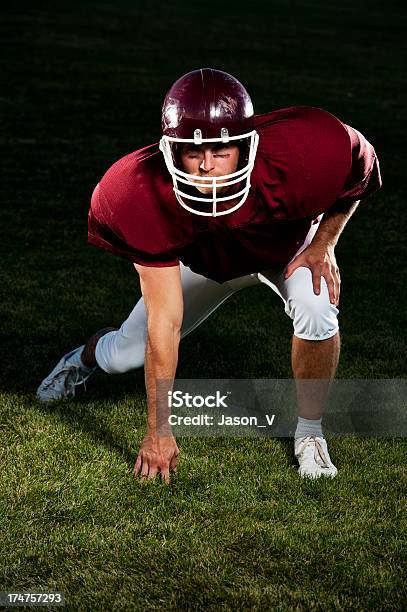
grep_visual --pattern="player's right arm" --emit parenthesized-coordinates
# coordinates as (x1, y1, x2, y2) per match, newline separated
(133, 263, 183, 483)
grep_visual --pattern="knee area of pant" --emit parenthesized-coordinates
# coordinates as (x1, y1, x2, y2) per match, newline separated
(285, 271, 337, 315)
(291, 307, 339, 340)
(286, 292, 339, 320)
(104, 351, 145, 374)
(285, 289, 339, 340)
(95, 332, 145, 374)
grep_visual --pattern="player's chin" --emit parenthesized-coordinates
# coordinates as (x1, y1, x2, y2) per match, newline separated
(194, 184, 229, 196)
(195, 186, 213, 195)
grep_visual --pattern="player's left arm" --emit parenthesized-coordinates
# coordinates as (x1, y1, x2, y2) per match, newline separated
(285, 121, 381, 306)
(284, 199, 360, 306)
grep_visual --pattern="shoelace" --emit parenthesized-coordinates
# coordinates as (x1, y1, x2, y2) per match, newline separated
(313, 437, 331, 469)
(43, 365, 92, 397)
(42, 366, 76, 391)
(297, 436, 331, 469)
(64, 367, 94, 397)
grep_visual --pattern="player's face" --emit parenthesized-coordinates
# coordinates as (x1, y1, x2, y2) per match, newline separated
(180, 143, 240, 194)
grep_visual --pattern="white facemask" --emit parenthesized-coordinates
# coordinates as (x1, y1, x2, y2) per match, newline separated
(159, 129, 259, 217)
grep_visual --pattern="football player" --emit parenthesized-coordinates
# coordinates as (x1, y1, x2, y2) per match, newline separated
(37, 68, 382, 482)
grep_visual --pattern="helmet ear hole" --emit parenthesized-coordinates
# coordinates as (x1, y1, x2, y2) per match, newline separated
(237, 139, 251, 170)
(171, 142, 182, 167)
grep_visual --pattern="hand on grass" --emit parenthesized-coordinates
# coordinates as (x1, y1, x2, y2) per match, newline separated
(284, 243, 340, 306)
(134, 433, 180, 484)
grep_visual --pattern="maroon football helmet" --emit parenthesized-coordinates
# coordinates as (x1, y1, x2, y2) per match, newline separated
(159, 68, 259, 217)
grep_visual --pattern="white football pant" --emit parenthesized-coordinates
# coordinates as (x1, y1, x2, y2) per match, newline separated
(95, 216, 339, 374)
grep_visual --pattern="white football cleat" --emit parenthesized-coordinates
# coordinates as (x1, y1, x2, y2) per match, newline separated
(36, 346, 97, 402)
(294, 435, 338, 479)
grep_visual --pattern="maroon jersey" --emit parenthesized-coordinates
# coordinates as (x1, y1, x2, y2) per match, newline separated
(88, 106, 381, 283)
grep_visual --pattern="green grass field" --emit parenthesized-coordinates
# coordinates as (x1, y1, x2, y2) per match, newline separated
(1, 1, 406, 610)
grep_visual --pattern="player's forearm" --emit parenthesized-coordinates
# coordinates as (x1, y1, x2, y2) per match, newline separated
(144, 323, 181, 435)
(312, 199, 360, 248)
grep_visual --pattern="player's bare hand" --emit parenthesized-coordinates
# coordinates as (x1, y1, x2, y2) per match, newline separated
(133, 433, 180, 484)
(284, 243, 340, 306)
